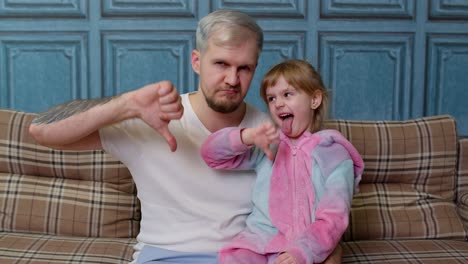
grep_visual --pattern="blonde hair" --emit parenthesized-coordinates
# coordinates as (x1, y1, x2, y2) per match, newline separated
(260, 59, 329, 133)
(196, 9, 263, 55)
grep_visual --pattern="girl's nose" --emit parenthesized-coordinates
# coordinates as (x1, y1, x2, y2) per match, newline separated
(274, 97, 284, 108)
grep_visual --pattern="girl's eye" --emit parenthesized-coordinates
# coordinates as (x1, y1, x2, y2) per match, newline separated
(284, 92, 292, 97)
(267, 96, 275, 102)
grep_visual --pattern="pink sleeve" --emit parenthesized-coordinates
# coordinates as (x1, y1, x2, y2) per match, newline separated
(201, 127, 258, 170)
(288, 161, 355, 263)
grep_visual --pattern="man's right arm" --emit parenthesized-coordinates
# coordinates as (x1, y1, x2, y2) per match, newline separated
(29, 81, 183, 151)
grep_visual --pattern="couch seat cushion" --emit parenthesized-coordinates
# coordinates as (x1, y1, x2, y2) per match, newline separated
(342, 239, 468, 263)
(0, 232, 136, 263)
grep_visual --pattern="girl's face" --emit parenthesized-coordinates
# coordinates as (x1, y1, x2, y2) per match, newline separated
(265, 76, 322, 139)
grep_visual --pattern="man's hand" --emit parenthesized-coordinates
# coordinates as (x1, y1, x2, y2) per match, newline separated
(241, 122, 279, 160)
(275, 252, 297, 264)
(132, 81, 184, 152)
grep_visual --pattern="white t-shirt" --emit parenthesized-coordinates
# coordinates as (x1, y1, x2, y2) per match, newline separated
(100, 93, 269, 255)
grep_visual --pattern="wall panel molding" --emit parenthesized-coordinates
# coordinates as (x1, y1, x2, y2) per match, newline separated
(214, 0, 306, 18)
(1, 1, 467, 135)
(320, 0, 415, 19)
(101, 0, 196, 18)
(320, 33, 413, 120)
(0, 33, 87, 112)
(102, 32, 195, 97)
(0, 0, 87, 18)
(427, 34, 468, 135)
(429, 0, 468, 20)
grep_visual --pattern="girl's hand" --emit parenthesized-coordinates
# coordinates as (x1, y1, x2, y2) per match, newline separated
(275, 252, 297, 264)
(241, 122, 279, 160)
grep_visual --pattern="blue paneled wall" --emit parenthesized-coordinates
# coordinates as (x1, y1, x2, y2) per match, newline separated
(0, 0, 467, 136)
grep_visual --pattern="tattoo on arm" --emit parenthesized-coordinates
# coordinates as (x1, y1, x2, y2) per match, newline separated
(32, 96, 116, 124)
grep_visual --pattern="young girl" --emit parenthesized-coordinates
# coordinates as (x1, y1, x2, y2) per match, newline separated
(201, 59, 364, 264)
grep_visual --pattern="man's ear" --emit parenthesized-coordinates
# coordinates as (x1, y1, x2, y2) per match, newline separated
(191, 49, 201, 74)
(311, 91, 323, 110)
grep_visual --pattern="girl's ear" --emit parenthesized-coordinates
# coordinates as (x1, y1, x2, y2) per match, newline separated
(311, 91, 323, 110)
(191, 49, 201, 74)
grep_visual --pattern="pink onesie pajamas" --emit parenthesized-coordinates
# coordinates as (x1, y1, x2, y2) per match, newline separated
(201, 128, 364, 264)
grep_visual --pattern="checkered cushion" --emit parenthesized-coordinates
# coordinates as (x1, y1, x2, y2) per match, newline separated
(0, 232, 135, 263)
(0, 110, 140, 238)
(341, 239, 468, 263)
(457, 138, 468, 232)
(325, 115, 466, 240)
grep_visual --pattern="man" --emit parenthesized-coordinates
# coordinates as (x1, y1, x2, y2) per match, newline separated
(29, 9, 341, 264)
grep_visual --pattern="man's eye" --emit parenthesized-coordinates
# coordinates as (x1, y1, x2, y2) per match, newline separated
(239, 66, 251, 72)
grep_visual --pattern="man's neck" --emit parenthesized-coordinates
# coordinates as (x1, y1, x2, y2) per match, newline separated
(189, 92, 246, 133)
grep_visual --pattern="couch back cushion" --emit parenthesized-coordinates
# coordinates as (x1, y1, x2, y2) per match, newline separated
(0, 110, 140, 238)
(456, 138, 468, 232)
(325, 115, 466, 240)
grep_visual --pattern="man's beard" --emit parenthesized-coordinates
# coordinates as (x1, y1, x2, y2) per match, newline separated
(205, 96, 242, 113)
(203, 88, 243, 114)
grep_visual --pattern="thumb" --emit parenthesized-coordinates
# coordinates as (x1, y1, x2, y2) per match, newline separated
(157, 124, 177, 152)
(260, 143, 274, 161)
(264, 148, 274, 161)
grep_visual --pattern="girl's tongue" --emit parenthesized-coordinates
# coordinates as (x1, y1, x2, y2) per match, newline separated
(280, 116, 293, 135)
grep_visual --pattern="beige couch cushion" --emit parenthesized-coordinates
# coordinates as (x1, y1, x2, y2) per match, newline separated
(0, 232, 135, 263)
(456, 138, 468, 232)
(341, 239, 468, 263)
(0, 110, 140, 238)
(326, 115, 466, 240)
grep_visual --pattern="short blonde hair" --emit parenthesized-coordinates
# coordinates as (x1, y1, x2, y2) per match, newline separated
(260, 59, 329, 133)
(196, 9, 263, 55)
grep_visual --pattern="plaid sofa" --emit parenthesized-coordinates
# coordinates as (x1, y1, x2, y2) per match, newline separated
(1, 109, 468, 263)
(325, 115, 468, 263)
(0, 110, 139, 263)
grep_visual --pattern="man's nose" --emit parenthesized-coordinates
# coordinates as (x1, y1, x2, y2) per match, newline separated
(225, 68, 239, 86)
